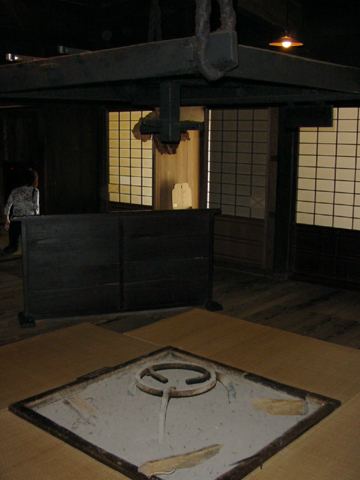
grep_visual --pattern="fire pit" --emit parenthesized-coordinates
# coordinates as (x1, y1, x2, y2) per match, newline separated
(9, 347, 340, 480)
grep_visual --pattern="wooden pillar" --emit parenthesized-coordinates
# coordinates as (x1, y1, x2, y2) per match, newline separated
(153, 131, 200, 210)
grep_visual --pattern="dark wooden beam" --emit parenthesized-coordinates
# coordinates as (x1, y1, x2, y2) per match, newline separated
(227, 45, 360, 93)
(0, 34, 360, 99)
(283, 105, 333, 128)
(2, 82, 360, 108)
(0, 32, 238, 93)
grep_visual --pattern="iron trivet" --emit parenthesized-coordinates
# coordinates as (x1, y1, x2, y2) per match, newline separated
(133, 361, 236, 444)
(9, 347, 341, 480)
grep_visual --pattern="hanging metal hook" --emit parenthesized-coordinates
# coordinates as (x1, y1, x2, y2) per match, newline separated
(195, 0, 237, 81)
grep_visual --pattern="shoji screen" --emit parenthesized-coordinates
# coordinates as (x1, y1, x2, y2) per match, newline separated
(297, 107, 360, 230)
(108, 111, 153, 206)
(207, 109, 269, 218)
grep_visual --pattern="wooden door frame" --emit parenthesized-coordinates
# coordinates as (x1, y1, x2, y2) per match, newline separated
(273, 105, 334, 274)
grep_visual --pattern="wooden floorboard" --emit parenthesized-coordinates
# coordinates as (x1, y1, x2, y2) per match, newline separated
(0, 258, 359, 349)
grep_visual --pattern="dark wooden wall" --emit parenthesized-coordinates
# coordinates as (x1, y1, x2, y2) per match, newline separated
(0, 108, 44, 212)
(214, 216, 267, 271)
(122, 210, 214, 309)
(292, 224, 360, 289)
(21, 209, 218, 319)
(42, 105, 107, 214)
(0, 104, 106, 217)
(22, 214, 121, 317)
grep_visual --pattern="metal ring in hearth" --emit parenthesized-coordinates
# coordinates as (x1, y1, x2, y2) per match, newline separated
(135, 362, 217, 397)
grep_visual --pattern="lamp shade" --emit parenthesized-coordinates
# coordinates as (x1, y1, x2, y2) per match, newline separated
(269, 34, 303, 48)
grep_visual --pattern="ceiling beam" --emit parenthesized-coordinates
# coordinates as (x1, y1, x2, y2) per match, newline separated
(0, 33, 360, 100)
(0, 32, 238, 93)
(2, 83, 360, 108)
(227, 45, 360, 93)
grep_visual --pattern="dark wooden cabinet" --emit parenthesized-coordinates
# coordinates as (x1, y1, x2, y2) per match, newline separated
(20, 209, 219, 319)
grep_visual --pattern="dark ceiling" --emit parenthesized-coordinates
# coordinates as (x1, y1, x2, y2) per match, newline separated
(0, 0, 359, 68)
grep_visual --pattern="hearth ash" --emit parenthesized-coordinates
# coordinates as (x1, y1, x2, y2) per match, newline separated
(9, 347, 340, 480)
(129, 361, 236, 443)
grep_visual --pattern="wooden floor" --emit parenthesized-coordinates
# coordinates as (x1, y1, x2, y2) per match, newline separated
(1, 256, 360, 349)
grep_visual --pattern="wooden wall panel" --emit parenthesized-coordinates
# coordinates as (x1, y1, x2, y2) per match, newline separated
(292, 224, 360, 288)
(0, 105, 106, 220)
(214, 216, 266, 271)
(123, 277, 209, 310)
(42, 105, 106, 215)
(27, 286, 121, 318)
(21, 210, 218, 319)
(125, 258, 209, 284)
(22, 214, 121, 318)
(25, 216, 119, 290)
(123, 214, 209, 261)
(122, 210, 213, 309)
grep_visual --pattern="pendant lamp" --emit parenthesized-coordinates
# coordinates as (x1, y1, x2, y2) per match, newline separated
(269, 0, 303, 48)
(269, 31, 303, 48)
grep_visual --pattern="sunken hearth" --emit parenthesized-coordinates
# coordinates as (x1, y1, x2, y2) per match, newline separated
(9, 347, 340, 480)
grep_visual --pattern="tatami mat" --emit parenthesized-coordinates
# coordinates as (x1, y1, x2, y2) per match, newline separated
(127, 308, 360, 403)
(244, 392, 360, 480)
(1, 310, 360, 479)
(0, 322, 158, 409)
(0, 409, 128, 480)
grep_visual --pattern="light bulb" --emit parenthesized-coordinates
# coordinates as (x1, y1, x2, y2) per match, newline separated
(269, 34, 303, 48)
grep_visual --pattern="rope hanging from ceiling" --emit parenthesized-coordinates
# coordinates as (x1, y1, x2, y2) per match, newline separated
(148, 0, 162, 42)
(147, 0, 236, 80)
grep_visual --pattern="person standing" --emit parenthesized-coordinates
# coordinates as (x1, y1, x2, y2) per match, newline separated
(3, 169, 39, 255)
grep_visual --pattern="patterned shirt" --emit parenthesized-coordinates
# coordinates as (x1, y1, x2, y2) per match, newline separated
(4, 186, 40, 217)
